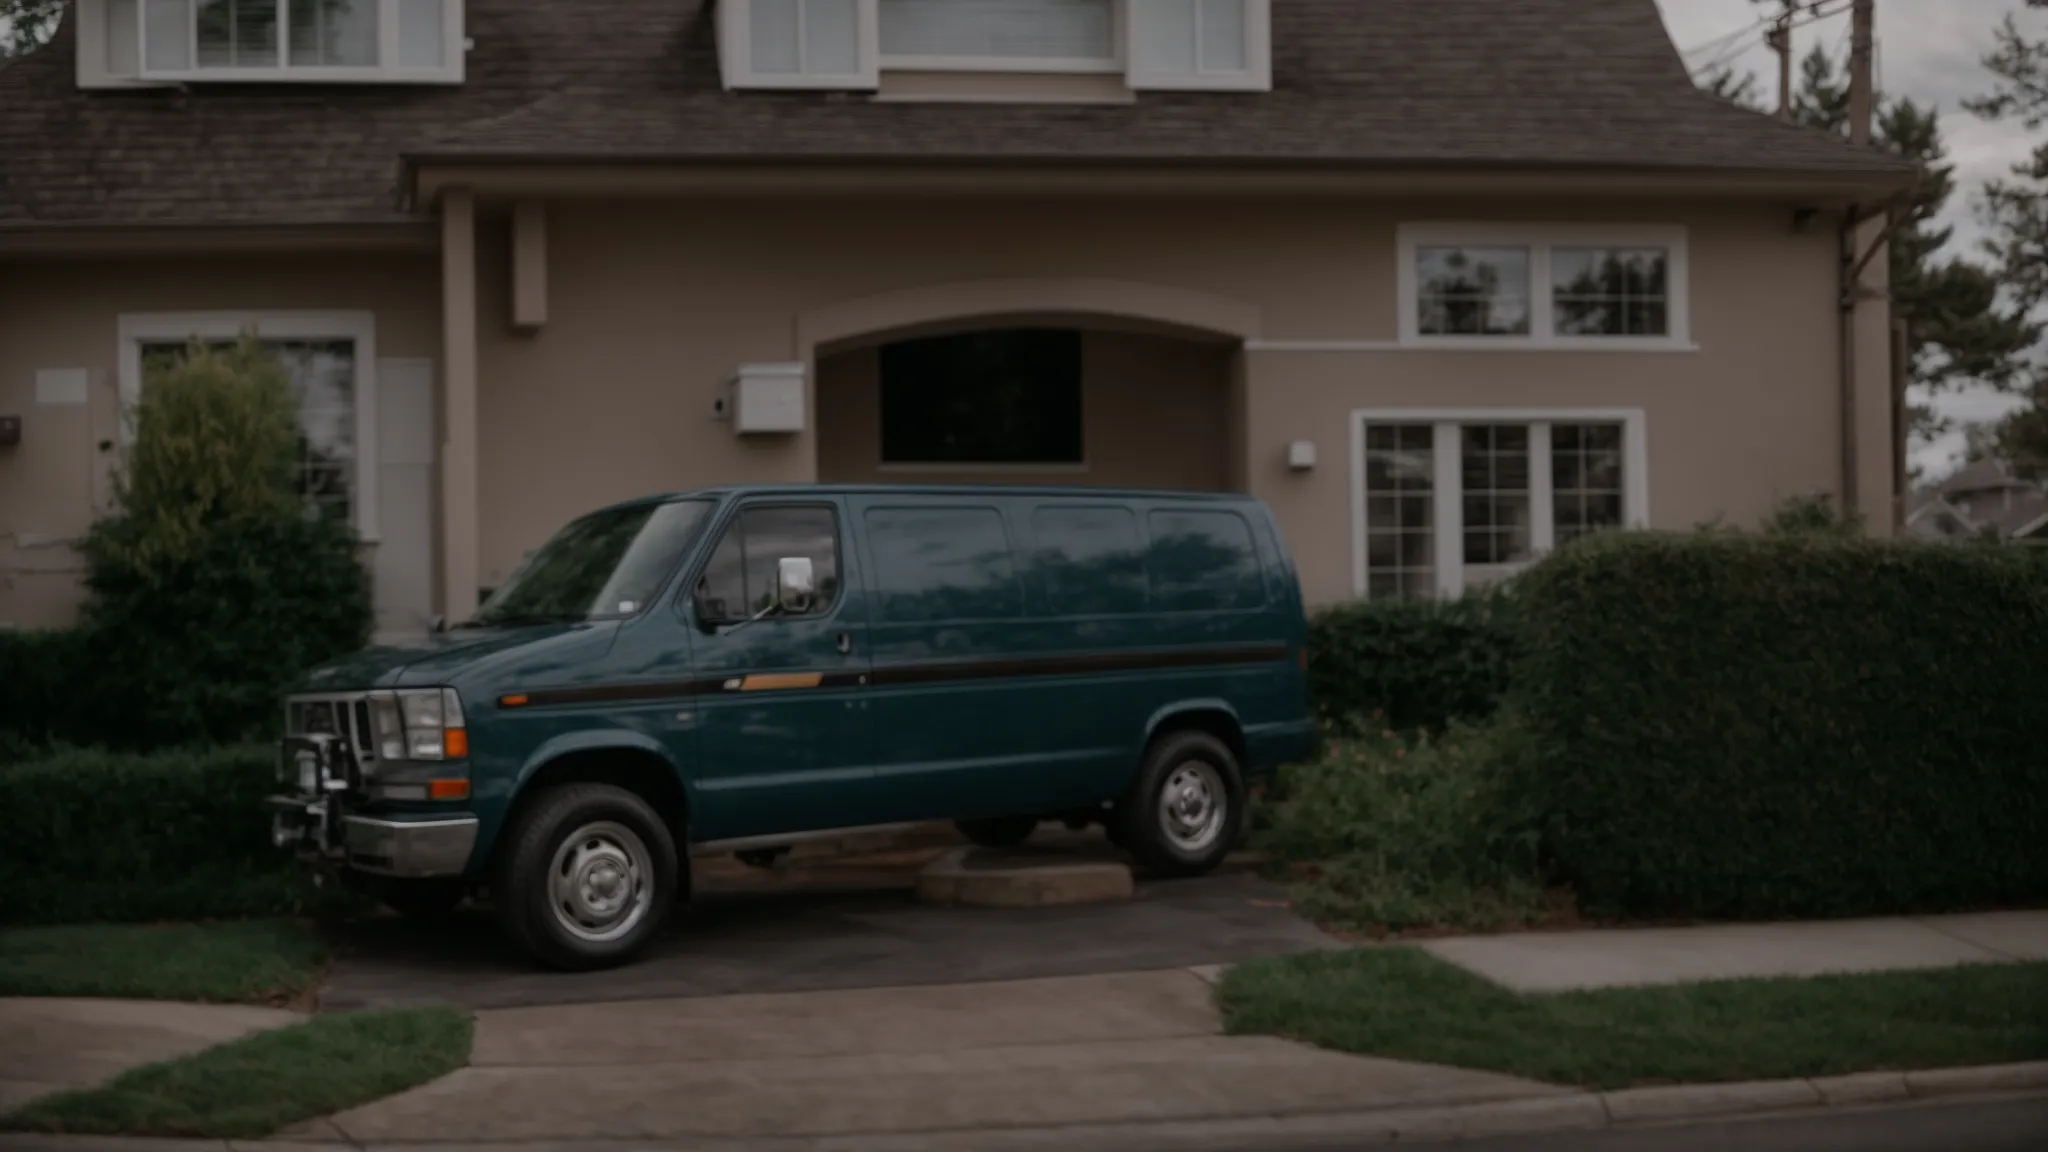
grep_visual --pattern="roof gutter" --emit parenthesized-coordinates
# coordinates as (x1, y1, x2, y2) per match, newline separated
(397, 155, 1919, 210)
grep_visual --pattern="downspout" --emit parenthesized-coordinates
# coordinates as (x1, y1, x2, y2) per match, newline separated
(1839, 211, 1861, 519)
(1839, 196, 1911, 527)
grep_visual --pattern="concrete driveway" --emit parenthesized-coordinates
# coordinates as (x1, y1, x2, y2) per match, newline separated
(319, 841, 1338, 1012)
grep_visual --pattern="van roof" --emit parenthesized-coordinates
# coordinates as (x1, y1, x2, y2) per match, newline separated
(596, 484, 1256, 515)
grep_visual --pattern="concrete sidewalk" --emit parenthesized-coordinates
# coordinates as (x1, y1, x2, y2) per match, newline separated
(1417, 909, 2048, 993)
(0, 998, 300, 1113)
(297, 968, 1565, 1144)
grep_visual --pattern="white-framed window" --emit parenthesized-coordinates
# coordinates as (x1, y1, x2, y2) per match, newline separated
(1396, 225, 1692, 351)
(881, 0, 1120, 73)
(718, 0, 1268, 91)
(1350, 409, 1650, 601)
(117, 313, 381, 542)
(105, 0, 462, 84)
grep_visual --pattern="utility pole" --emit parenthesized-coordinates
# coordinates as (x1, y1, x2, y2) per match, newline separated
(1849, 0, 1875, 145)
(1767, 2, 1794, 122)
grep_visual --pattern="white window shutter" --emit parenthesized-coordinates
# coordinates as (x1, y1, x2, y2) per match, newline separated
(1127, 0, 1269, 91)
(722, 0, 878, 90)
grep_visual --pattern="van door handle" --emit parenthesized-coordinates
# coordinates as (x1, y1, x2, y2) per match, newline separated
(835, 632, 853, 656)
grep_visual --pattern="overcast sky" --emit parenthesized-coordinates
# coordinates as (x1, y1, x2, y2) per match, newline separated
(1657, 0, 2046, 475)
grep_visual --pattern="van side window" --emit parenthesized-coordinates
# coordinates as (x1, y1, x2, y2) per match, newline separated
(865, 505, 1023, 623)
(1146, 510, 1265, 612)
(1031, 505, 1147, 616)
(695, 505, 840, 623)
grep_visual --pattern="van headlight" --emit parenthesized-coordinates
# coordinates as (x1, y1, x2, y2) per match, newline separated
(374, 688, 468, 761)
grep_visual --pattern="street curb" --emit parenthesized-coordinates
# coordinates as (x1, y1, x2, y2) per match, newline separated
(2, 1062, 2043, 1151)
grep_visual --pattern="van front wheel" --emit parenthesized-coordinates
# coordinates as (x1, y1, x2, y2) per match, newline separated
(494, 783, 680, 971)
(1113, 731, 1244, 878)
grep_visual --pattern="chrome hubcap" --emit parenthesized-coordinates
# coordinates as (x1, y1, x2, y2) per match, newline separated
(548, 821, 652, 943)
(1158, 761, 1226, 853)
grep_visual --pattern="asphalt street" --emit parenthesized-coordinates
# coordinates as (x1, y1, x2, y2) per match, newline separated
(1441, 1096, 2048, 1152)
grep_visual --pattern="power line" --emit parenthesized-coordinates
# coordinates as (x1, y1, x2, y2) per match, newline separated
(1684, 0, 1853, 78)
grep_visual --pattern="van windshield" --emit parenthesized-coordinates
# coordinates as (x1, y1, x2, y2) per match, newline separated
(469, 499, 714, 626)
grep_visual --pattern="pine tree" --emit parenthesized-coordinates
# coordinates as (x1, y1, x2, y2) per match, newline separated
(1706, 39, 2038, 454)
(1967, 0, 2048, 478)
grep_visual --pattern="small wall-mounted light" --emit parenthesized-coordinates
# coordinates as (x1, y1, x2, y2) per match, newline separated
(1287, 440, 1317, 471)
(1793, 207, 1821, 233)
(0, 415, 21, 448)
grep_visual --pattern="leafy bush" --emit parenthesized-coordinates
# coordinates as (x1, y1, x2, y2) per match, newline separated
(1510, 531, 2048, 920)
(1253, 713, 1549, 933)
(69, 338, 371, 750)
(0, 745, 313, 925)
(1307, 590, 1519, 735)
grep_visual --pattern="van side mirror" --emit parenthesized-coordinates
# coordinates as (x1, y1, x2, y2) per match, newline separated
(776, 556, 815, 613)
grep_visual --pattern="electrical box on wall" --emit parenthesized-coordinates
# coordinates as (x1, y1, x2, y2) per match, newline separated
(728, 363, 806, 435)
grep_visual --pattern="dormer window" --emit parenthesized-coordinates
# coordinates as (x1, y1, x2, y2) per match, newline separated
(880, 0, 1118, 72)
(719, 0, 1269, 92)
(81, 0, 463, 86)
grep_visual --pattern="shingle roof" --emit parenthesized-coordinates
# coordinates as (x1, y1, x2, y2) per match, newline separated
(0, 0, 1918, 230)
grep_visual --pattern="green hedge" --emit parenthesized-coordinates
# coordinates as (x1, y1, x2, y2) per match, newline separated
(1307, 591, 1518, 734)
(0, 746, 310, 925)
(1511, 532, 2048, 920)
(0, 629, 88, 760)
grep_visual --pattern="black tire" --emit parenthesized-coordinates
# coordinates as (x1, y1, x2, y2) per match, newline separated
(375, 877, 468, 920)
(955, 816, 1040, 848)
(1111, 730, 1245, 878)
(493, 783, 680, 971)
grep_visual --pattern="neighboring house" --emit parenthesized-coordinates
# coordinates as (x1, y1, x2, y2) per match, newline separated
(1905, 459, 2048, 544)
(0, 0, 1914, 638)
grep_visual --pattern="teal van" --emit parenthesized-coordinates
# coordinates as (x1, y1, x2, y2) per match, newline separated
(269, 485, 1316, 969)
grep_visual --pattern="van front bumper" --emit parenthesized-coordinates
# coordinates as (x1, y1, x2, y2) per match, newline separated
(269, 734, 478, 879)
(270, 795, 478, 879)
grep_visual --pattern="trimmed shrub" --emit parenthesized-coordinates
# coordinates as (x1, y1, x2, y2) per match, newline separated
(1510, 531, 2048, 921)
(1307, 591, 1519, 735)
(1254, 713, 1549, 933)
(0, 629, 88, 760)
(0, 745, 312, 925)
(72, 338, 371, 750)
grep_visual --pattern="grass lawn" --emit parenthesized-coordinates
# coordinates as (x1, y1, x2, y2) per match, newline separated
(0, 920, 326, 1003)
(0, 1006, 473, 1139)
(1218, 947, 2048, 1090)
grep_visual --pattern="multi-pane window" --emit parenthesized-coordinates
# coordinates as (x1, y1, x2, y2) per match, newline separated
(881, 0, 1115, 65)
(138, 337, 360, 526)
(1551, 423, 1627, 545)
(1402, 227, 1688, 347)
(695, 505, 842, 622)
(1460, 425, 1532, 567)
(1415, 247, 1532, 337)
(130, 0, 458, 80)
(1552, 248, 1670, 338)
(1357, 414, 1644, 600)
(1361, 425, 1437, 600)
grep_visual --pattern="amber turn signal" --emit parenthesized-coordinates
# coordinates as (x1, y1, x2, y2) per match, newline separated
(428, 779, 471, 801)
(443, 728, 470, 759)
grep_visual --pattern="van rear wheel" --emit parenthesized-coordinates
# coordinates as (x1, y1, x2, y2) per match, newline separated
(1112, 731, 1244, 878)
(494, 783, 679, 971)
(955, 816, 1039, 848)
